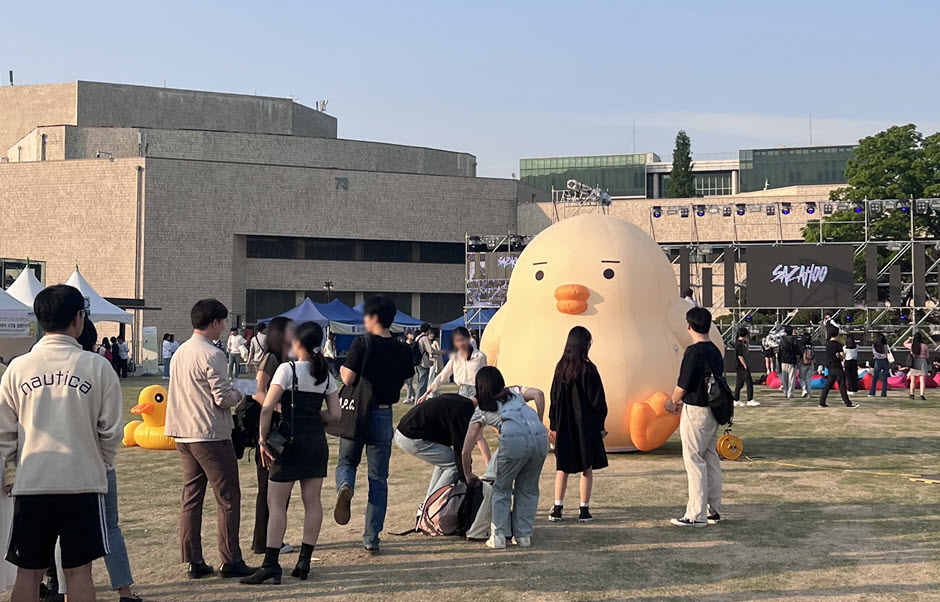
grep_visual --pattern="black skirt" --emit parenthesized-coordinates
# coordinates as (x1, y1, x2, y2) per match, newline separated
(269, 389, 329, 482)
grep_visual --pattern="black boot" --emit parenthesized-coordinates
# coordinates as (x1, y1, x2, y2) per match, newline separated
(239, 548, 281, 585)
(292, 543, 314, 580)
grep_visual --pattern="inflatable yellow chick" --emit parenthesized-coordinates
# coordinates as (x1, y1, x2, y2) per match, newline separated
(123, 385, 176, 450)
(481, 214, 723, 451)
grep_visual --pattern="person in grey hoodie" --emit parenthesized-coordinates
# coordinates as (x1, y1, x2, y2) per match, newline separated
(0, 284, 122, 602)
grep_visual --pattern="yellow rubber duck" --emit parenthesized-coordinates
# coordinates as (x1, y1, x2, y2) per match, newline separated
(123, 385, 176, 450)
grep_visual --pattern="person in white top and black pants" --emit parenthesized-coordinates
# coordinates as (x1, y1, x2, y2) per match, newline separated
(843, 334, 859, 395)
(418, 327, 487, 402)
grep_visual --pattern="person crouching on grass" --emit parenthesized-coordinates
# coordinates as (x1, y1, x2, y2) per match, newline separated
(462, 366, 548, 549)
(665, 307, 724, 527)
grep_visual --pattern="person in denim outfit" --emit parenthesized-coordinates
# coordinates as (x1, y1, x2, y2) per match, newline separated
(334, 296, 414, 553)
(462, 366, 548, 550)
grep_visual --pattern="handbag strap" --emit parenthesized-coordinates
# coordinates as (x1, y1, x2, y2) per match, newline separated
(288, 361, 297, 433)
(354, 334, 373, 385)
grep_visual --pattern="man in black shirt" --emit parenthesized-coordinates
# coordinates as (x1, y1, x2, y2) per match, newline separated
(818, 326, 859, 408)
(732, 328, 756, 407)
(334, 295, 415, 553)
(666, 307, 724, 527)
(777, 325, 800, 399)
(395, 394, 475, 501)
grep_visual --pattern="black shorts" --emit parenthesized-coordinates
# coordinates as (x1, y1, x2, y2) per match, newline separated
(6, 493, 108, 570)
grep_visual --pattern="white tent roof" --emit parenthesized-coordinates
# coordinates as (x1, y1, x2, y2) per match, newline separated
(6, 268, 44, 307)
(0, 287, 32, 318)
(65, 269, 133, 324)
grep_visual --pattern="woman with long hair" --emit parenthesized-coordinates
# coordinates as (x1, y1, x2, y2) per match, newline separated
(250, 317, 296, 555)
(843, 334, 859, 394)
(420, 327, 487, 401)
(548, 327, 607, 523)
(461, 366, 547, 550)
(868, 334, 890, 398)
(242, 322, 340, 585)
(904, 333, 930, 400)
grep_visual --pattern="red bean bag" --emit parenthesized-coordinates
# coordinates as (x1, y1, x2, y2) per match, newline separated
(861, 372, 891, 391)
(934, 372, 940, 387)
(887, 375, 909, 389)
(765, 371, 780, 388)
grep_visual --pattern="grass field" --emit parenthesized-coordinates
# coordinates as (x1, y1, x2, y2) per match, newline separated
(10, 376, 940, 601)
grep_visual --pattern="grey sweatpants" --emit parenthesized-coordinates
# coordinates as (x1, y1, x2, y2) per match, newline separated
(680, 404, 722, 523)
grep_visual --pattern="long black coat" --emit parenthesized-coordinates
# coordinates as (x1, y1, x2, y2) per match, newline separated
(549, 365, 608, 474)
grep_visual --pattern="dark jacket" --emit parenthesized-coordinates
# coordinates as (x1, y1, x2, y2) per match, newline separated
(549, 364, 608, 474)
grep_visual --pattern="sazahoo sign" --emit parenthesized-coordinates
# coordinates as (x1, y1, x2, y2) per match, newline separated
(746, 246, 855, 307)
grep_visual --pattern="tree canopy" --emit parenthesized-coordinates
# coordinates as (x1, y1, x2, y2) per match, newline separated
(668, 130, 695, 198)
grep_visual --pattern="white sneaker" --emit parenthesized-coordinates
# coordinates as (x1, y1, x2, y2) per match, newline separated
(801, 391, 808, 398)
(746, 400, 760, 407)
(280, 542, 294, 554)
(512, 536, 531, 548)
(733, 401, 746, 407)
(486, 534, 506, 549)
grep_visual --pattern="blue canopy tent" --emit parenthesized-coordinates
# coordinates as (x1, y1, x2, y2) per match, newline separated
(258, 298, 330, 327)
(352, 301, 423, 329)
(440, 309, 497, 349)
(313, 299, 363, 324)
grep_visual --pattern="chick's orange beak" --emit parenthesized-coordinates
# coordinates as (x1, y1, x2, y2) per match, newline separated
(131, 402, 154, 415)
(554, 284, 589, 315)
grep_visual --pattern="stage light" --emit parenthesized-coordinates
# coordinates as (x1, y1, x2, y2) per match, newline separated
(695, 204, 706, 217)
(735, 203, 746, 216)
(823, 203, 834, 215)
(699, 244, 713, 255)
(837, 202, 849, 211)
(468, 236, 488, 252)
(845, 314, 853, 322)
(869, 200, 883, 214)
(509, 235, 527, 251)
(883, 200, 898, 210)
(722, 205, 732, 217)
(679, 207, 690, 218)
(781, 202, 791, 215)
(652, 206, 663, 218)
(898, 200, 910, 213)
(708, 205, 720, 214)
(806, 202, 816, 215)
(915, 199, 929, 214)
(766, 205, 776, 216)
(900, 314, 907, 321)
(930, 199, 940, 211)
(744, 315, 752, 322)
(667, 206, 679, 216)
(853, 202, 864, 214)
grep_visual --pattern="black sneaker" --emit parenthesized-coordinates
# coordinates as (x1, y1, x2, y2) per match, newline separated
(334, 484, 353, 525)
(548, 504, 563, 522)
(670, 518, 707, 527)
(578, 507, 593, 523)
(220, 560, 257, 578)
(187, 561, 214, 579)
(845, 403, 860, 408)
(920, 395, 927, 401)
(707, 513, 721, 525)
(363, 544, 380, 554)
(818, 403, 829, 408)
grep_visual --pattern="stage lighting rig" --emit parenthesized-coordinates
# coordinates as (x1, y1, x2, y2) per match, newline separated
(898, 200, 911, 213)
(931, 199, 940, 211)
(652, 206, 663, 218)
(823, 203, 834, 215)
(837, 201, 849, 211)
(735, 204, 746, 216)
(679, 206, 690, 218)
(915, 199, 930, 215)
(722, 205, 733, 217)
(883, 200, 898, 210)
(781, 202, 791, 215)
(468, 236, 488, 252)
(853, 202, 864, 214)
(765, 205, 775, 216)
(695, 204, 706, 217)
(869, 200, 883, 214)
(509, 235, 527, 251)
(805, 202, 816, 215)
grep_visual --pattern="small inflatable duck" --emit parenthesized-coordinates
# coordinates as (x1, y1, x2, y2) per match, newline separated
(123, 385, 176, 450)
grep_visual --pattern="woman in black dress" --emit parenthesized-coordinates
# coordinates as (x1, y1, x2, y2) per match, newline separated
(548, 326, 608, 524)
(243, 321, 341, 585)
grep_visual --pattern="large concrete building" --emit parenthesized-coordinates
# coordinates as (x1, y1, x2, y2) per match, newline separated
(0, 81, 547, 350)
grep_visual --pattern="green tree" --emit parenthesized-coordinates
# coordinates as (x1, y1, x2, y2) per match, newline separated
(668, 130, 695, 198)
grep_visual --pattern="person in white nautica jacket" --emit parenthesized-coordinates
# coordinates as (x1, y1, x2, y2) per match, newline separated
(0, 284, 122, 602)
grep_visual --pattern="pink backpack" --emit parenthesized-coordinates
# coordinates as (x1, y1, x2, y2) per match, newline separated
(407, 482, 468, 536)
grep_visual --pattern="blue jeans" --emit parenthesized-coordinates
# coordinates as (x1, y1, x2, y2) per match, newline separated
(491, 432, 549, 539)
(869, 359, 889, 397)
(415, 366, 430, 398)
(163, 359, 170, 378)
(56, 469, 133, 592)
(335, 408, 393, 547)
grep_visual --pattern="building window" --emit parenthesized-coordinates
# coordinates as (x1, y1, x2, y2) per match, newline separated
(362, 240, 413, 263)
(247, 236, 465, 265)
(418, 242, 465, 264)
(305, 290, 357, 306)
(247, 237, 297, 259)
(364, 292, 413, 317)
(420, 293, 464, 325)
(303, 238, 357, 261)
(1, 260, 43, 290)
(246, 289, 297, 324)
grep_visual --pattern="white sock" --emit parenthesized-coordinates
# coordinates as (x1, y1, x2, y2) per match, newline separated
(580, 502, 589, 508)
(554, 500, 563, 507)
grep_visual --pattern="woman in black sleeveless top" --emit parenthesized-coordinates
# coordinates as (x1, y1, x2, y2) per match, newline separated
(242, 322, 340, 585)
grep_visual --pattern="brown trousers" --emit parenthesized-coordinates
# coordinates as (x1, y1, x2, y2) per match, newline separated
(177, 440, 243, 564)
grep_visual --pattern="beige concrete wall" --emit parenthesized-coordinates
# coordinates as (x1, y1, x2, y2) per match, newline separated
(516, 184, 839, 243)
(37, 125, 476, 177)
(0, 83, 77, 156)
(139, 158, 519, 339)
(75, 81, 336, 138)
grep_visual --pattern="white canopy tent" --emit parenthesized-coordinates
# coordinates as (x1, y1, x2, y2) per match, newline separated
(65, 268, 133, 324)
(5, 267, 44, 308)
(0, 287, 35, 361)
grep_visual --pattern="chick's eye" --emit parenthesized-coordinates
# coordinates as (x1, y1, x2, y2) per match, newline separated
(155, 393, 165, 403)
(535, 270, 544, 281)
(603, 268, 615, 280)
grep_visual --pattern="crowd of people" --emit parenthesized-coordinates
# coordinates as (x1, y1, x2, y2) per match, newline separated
(0, 282, 934, 599)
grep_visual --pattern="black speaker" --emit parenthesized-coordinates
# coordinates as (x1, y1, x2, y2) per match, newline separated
(679, 247, 690, 295)
(724, 248, 736, 307)
(889, 265, 901, 307)
(912, 243, 926, 307)
(865, 244, 878, 306)
(702, 267, 713, 307)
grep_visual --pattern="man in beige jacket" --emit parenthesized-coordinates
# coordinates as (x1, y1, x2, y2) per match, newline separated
(165, 299, 254, 580)
(0, 284, 122, 602)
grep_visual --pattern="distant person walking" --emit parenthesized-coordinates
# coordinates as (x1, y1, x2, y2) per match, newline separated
(246, 322, 266, 374)
(732, 328, 757, 407)
(818, 326, 859, 409)
(165, 299, 256, 580)
(404, 332, 418, 403)
(227, 327, 247, 380)
(843, 334, 859, 395)
(414, 323, 434, 398)
(547, 326, 607, 524)
(798, 334, 816, 399)
(868, 334, 890, 398)
(777, 326, 799, 399)
(116, 335, 130, 378)
(904, 334, 930, 401)
(163, 333, 175, 378)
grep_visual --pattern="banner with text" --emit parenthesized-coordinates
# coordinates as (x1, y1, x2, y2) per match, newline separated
(745, 246, 855, 307)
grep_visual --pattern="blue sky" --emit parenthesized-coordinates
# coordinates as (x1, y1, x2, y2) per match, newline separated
(5, 1, 939, 177)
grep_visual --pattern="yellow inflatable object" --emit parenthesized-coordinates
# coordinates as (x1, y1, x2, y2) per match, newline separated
(717, 430, 743, 460)
(481, 214, 723, 451)
(123, 385, 176, 450)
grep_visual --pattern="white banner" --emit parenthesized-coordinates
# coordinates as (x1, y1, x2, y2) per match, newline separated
(0, 318, 33, 338)
(139, 326, 159, 375)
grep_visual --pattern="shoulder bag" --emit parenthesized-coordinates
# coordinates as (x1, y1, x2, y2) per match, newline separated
(264, 362, 296, 459)
(326, 335, 377, 440)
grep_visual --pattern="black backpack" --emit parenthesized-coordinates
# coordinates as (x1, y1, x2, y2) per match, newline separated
(410, 335, 426, 367)
(702, 367, 735, 426)
(779, 336, 800, 364)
